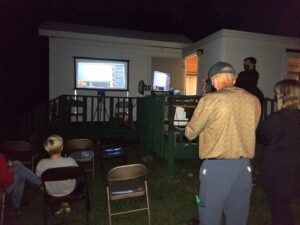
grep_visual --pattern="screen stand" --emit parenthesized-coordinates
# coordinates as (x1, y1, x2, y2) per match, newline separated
(97, 90, 105, 97)
(93, 91, 108, 120)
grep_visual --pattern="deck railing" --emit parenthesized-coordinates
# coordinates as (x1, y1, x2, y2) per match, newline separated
(2, 95, 139, 143)
(1, 95, 276, 151)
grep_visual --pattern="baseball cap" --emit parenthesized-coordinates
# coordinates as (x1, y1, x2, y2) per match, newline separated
(208, 61, 235, 78)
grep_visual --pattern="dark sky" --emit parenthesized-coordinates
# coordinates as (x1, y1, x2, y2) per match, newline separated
(1, 0, 300, 119)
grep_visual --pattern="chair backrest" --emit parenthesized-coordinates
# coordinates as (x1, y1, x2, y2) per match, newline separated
(41, 166, 84, 182)
(107, 164, 147, 181)
(101, 136, 126, 149)
(0, 140, 33, 153)
(0, 141, 34, 165)
(64, 139, 94, 152)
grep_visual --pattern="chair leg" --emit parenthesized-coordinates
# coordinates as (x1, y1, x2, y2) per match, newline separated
(1, 193, 5, 225)
(100, 159, 105, 178)
(145, 181, 151, 225)
(92, 157, 95, 181)
(86, 198, 90, 225)
(106, 187, 112, 225)
(44, 201, 48, 225)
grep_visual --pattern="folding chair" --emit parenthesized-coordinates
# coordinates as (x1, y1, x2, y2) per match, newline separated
(100, 136, 127, 177)
(106, 164, 151, 225)
(0, 140, 36, 171)
(41, 166, 90, 225)
(64, 139, 95, 180)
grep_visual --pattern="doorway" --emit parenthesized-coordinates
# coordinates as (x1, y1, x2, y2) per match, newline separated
(185, 54, 198, 95)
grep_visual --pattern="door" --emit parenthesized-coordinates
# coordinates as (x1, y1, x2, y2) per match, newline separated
(185, 54, 198, 95)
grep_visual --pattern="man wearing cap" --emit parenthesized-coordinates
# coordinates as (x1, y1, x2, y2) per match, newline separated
(185, 62, 261, 225)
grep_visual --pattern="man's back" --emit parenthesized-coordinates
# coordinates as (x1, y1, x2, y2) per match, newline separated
(185, 61, 260, 225)
(236, 70, 259, 89)
(186, 87, 261, 159)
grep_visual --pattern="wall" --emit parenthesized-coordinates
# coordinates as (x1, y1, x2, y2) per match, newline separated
(184, 29, 300, 98)
(49, 38, 184, 99)
(222, 30, 300, 98)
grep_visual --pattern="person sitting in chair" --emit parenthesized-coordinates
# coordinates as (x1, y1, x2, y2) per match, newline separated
(36, 134, 78, 215)
(0, 153, 41, 216)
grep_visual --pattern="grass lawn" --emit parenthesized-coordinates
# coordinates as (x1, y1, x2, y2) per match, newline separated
(7, 146, 300, 225)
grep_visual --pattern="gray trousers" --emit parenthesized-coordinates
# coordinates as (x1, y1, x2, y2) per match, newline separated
(198, 158, 252, 225)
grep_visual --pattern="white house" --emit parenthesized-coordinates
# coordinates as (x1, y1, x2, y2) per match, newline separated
(39, 22, 192, 100)
(184, 29, 300, 98)
(39, 22, 300, 99)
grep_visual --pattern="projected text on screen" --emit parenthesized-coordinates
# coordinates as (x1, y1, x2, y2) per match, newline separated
(74, 57, 129, 91)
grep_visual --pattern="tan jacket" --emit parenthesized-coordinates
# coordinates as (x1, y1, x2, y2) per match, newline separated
(185, 87, 261, 159)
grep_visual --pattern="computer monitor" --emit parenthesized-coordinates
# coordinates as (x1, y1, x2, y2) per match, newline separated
(152, 71, 171, 92)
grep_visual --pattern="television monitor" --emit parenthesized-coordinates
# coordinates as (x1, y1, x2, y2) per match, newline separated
(74, 57, 129, 91)
(152, 71, 171, 92)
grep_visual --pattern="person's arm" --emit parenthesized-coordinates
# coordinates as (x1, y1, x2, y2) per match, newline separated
(35, 161, 43, 177)
(185, 96, 212, 140)
(0, 154, 14, 188)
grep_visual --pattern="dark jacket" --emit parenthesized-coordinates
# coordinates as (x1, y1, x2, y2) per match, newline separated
(236, 70, 264, 106)
(257, 109, 300, 196)
(236, 70, 259, 89)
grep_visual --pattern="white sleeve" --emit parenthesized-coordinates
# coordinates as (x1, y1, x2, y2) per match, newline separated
(35, 161, 43, 177)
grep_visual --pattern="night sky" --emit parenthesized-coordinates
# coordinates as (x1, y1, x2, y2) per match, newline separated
(1, 0, 300, 120)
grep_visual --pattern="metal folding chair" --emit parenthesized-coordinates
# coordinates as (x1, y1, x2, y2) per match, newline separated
(41, 166, 90, 225)
(106, 164, 151, 225)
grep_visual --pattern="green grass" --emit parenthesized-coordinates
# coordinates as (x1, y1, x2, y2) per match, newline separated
(8, 146, 300, 225)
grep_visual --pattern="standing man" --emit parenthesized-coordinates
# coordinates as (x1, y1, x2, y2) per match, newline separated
(236, 57, 264, 106)
(185, 62, 261, 225)
(235, 57, 259, 90)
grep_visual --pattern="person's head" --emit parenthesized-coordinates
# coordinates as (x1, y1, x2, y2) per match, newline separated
(208, 61, 236, 91)
(274, 79, 300, 110)
(243, 57, 256, 71)
(44, 134, 64, 156)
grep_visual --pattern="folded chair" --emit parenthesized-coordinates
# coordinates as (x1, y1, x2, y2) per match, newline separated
(64, 139, 95, 180)
(41, 166, 90, 225)
(0, 140, 36, 171)
(106, 164, 151, 225)
(100, 136, 127, 177)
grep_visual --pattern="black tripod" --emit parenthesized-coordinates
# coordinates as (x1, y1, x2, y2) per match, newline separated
(93, 91, 109, 121)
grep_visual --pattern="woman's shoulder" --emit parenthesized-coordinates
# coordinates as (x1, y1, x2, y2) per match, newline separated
(265, 109, 300, 124)
(273, 109, 300, 118)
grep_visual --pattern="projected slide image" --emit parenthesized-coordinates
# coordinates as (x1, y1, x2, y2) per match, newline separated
(74, 58, 128, 91)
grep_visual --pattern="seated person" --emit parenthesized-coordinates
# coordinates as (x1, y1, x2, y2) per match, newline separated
(36, 134, 78, 214)
(0, 153, 41, 215)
